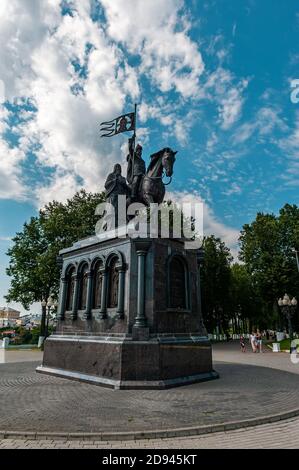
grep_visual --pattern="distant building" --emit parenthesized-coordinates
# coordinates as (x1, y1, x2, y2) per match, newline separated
(15, 313, 42, 328)
(0, 307, 21, 328)
(29, 314, 42, 326)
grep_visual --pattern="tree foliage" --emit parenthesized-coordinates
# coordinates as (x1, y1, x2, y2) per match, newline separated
(239, 204, 299, 328)
(6, 190, 299, 334)
(201, 235, 233, 333)
(6, 190, 105, 310)
(201, 203, 299, 333)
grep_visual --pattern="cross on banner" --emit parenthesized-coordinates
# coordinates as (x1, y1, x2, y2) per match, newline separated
(100, 104, 138, 181)
(100, 111, 135, 138)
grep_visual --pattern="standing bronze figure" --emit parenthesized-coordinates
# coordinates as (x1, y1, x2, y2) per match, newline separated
(126, 137, 146, 200)
(104, 163, 130, 227)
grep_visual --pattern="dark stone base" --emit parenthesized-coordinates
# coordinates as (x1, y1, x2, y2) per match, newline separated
(37, 334, 217, 390)
(36, 365, 219, 389)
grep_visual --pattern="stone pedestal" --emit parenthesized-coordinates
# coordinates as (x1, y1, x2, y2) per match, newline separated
(37, 231, 217, 389)
(132, 326, 150, 341)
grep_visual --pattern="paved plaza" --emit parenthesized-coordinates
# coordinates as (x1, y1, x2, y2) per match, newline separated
(0, 342, 299, 448)
(1, 416, 299, 449)
(0, 349, 43, 364)
(212, 341, 299, 374)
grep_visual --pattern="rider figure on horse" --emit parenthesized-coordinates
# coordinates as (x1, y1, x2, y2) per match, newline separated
(126, 137, 146, 200)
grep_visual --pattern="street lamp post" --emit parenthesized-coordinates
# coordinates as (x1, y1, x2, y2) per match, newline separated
(45, 296, 53, 339)
(196, 247, 205, 330)
(40, 299, 47, 337)
(278, 294, 298, 353)
(294, 249, 299, 273)
(38, 299, 47, 348)
(44, 296, 58, 339)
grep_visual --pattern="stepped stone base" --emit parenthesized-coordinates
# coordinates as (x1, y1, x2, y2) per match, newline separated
(37, 235, 217, 389)
(37, 334, 217, 389)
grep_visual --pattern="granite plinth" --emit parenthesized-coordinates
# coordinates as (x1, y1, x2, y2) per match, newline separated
(37, 334, 216, 389)
(38, 234, 216, 389)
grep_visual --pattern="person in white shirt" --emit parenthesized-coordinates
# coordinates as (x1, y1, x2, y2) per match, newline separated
(250, 331, 257, 353)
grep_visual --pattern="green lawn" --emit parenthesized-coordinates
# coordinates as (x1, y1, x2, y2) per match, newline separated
(269, 339, 299, 352)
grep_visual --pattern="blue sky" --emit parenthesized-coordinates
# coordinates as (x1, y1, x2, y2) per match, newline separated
(0, 0, 299, 313)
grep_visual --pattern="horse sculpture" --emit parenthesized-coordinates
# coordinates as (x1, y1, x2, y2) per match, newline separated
(127, 147, 177, 208)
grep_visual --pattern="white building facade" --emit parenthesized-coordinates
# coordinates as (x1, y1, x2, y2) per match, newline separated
(0, 307, 21, 328)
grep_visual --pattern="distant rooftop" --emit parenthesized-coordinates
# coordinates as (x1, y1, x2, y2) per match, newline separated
(0, 307, 21, 314)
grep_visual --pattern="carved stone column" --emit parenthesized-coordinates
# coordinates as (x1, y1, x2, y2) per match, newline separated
(58, 276, 67, 320)
(71, 273, 79, 320)
(83, 270, 93, 320)
(133, 241, 151, 339)
(134, 250, 147, 327)
(98, 268, 108, 320)
(116, 268, 125, 319)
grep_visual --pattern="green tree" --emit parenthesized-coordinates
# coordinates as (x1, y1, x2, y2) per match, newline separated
(6, 190, 105, 326)
(201, 235, 233, 333)
(230, 263, 261, 332)
(14, 327, 32, 345)
(239, 204, 299, 330)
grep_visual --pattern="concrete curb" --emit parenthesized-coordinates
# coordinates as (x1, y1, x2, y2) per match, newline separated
(1, 407, 299, 441)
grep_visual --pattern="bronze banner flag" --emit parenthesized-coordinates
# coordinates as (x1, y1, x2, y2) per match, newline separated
(100, 112, 135, 138)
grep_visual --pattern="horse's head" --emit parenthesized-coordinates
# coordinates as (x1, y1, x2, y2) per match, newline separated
(161, 148, 177, 177)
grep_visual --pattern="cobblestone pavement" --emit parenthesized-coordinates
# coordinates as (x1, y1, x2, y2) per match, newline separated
(0, 350, 43, 364)
(1, 359, 299, 433)
(1, 342, 299, 448)
(1, 416, 299, 449)
(212, 341, 299, 375)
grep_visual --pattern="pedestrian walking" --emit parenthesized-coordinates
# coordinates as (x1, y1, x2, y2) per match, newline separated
(240, 335, 246, 353)
(256, 330, 263, 353)
(250, 331, 257, 353)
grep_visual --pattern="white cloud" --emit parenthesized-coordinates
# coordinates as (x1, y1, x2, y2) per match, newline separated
(206, 131, 218, 152)
(101, 0, 205, 99)
(222, 182, 242, 196)
(278, 110, 299, 186)
(232, 23, 237, 37)
(0, 104, 27, 200)
(34, 170, 82, 208)
(168, 190, 240, 258)
(0, 105, 9, 134)
(0, 0, 251, 206)
(218, 84, 246, 130)
(279, 110, 299, 156)
(205, 68, 249, 129)
(0, 0, 61, 100)
(0, 0, 144, 205)
(173, 111, 195, 145)
(139, 102, 160, 123)
(0, 139, 27, 200)
(233, 106, 288, 144)
(0, 0, 210, 206)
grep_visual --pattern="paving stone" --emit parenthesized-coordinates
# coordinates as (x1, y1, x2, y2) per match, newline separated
(1, 359, 299, 436)
(1, 342, 299, 448)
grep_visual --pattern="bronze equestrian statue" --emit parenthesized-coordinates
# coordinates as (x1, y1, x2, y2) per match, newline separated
(105, 142, 177, 227)
(126, 139, 177, 207)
